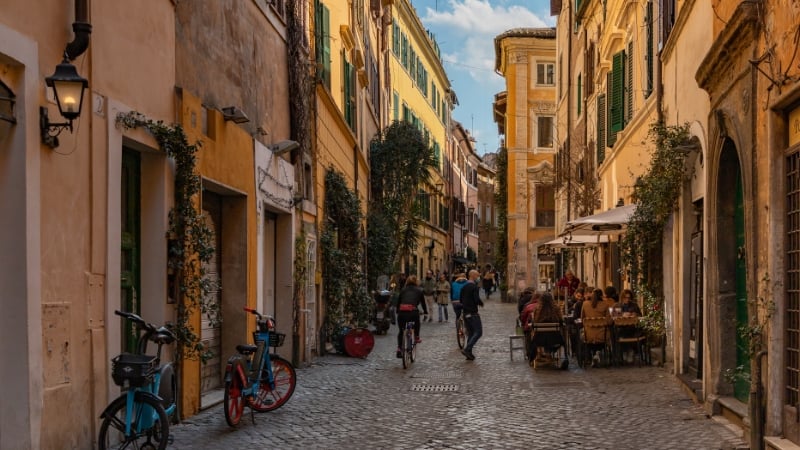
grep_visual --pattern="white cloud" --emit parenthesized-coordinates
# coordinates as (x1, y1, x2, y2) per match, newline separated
(421, 0, 548, 83)
(422, 0, 547, 35)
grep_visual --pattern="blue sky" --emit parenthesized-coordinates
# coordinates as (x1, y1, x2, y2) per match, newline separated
(410, 0, 556, 155)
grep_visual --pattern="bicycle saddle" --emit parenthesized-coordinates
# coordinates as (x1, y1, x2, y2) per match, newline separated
(236, 344, 258, 355)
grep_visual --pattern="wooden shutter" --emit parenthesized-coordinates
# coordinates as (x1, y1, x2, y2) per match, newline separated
(577, 73, 582, 116)
(551, 0, 562, 15)
(626, 42, 633, 123)
(321, 4, 331, 88)
(597, 94, 606, 163)
(645, 1, 654, 98)
(610, 51, 624, 139)
(393, 91, 399, 122)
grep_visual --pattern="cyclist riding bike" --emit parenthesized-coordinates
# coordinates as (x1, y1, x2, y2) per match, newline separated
(396, 274, 428, 358)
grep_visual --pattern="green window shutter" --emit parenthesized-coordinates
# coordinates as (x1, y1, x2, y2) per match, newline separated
(577, 73, 582, 116)
(392, 23, 400, 56)
(434, 141, 440, 165)
(343, 58, 356, 131)
(607, 71, 618, 147)
(401, 35, 408, 68)
(597, 94, 606, 164)
(626, 42, 633, 124)
(645, 1, 654, 98)
(393, 91, 399, 122)
(610, 51, 624, 138)
(321, 4, 331, 88)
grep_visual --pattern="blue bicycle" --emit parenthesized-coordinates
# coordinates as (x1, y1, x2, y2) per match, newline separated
(98, 310, 177, 450)
(223, 307, 297, 427)
(401, 320, 416, 369)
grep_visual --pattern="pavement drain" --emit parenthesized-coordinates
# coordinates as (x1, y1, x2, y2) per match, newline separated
(410, 383, 460, 392)
(409, 370, 463, 379)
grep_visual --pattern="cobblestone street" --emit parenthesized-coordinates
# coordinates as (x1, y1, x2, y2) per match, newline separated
(170, 292, 747, 449)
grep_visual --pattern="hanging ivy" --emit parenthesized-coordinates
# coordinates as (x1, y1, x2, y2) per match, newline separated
(116, 111, 219, 362)
(621, 121, 692, 337)
(495, 146, 509, 300)
(321, 168, 371, 341)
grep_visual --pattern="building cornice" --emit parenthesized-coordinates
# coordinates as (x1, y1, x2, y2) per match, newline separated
(695, 2, 759, 94)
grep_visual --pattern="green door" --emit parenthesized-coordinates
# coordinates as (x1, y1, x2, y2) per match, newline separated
(121, 149, 141, 353)
(734, 169, 749, 401)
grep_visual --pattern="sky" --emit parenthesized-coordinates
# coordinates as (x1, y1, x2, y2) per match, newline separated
(409, 0, 556, 155)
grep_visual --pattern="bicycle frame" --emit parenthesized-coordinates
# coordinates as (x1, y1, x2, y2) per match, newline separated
(101, 310, 176, 445)
(226, 307, 276, 403)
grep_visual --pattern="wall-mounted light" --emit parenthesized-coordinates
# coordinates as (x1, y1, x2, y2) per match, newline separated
(40, 57, 88, 148)
(221, 106, 250, 124)
(270, 140, 300, 156)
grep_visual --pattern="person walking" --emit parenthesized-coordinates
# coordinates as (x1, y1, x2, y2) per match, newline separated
(481, 265, 494, 299)
(460, 269, 484, 361)
(395, 275, 428, 358)
(435, 273, 451, 322)
(421, 270, 436, 322)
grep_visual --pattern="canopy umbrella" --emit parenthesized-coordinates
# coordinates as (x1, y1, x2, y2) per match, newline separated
(562, 204, 636, 237)
(543, 234, 610, 248)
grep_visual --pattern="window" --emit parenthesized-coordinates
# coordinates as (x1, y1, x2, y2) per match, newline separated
(626, 41, 634, 123)
(393, 91, 399, 122)
(537, 116, 554, 149)
(609, 50, 626, 146)
(597, 94, 606, 163)
(401, 34, 408, 68)
(392, 22, 400, 56)
(343, 54, 357, 132)
(645, 1, 654, 98)
(537, 62, 555, 86)
(577, 73, 582, 116)
(535, 184, 555, 227)
(314, 0, 331, 89)
(585, 42, 595, 96)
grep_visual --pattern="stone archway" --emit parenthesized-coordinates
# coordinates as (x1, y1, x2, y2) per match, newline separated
(710, 137, 748, 402)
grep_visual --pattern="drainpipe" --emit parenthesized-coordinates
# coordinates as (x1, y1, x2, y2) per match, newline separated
(566, 4, 573, 223)
(752, 350, 767, 450)
(65, 0, 92, 61)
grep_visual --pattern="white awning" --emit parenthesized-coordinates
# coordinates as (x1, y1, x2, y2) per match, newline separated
(544, 234, 610, 248)
(562, 204, 636, 236)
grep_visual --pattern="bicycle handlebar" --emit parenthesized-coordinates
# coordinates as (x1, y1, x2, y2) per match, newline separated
(115, 310, 176, 343)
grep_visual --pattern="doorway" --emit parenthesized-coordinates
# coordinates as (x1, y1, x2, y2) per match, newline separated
(121, 149, 141, 353)
(201, 192, 222, 394)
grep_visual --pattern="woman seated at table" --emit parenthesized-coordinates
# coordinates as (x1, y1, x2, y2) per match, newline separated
(617, 289, 642, 316)
(530, 292, 564, 362)
(581, 288, 611, 366)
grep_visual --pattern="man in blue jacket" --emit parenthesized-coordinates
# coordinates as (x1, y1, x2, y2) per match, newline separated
(459, 270, 484, 361)
(450, 273, 468, 322)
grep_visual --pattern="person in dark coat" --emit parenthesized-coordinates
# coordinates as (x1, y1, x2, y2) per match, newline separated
(395, 275, 428, 358)
(459, 270, 484, 361)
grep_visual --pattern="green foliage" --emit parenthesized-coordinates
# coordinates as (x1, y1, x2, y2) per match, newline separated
(366, 121, 436, 286)
(494, 147, 508, 290)
(635, 284, 665, 338)
(621, 122, 692, 286)
(321, 168, 371, 337)
(116, 111, 218, 362)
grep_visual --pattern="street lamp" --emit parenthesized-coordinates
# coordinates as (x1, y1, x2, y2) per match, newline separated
(40, 57, 89, 148)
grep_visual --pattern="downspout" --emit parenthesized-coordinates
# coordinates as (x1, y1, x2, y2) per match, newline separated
(566, 4, 573, 223)
(655, 3, 664, 367)
(66, 0, 92, 61)
(752, 350, 767, 450)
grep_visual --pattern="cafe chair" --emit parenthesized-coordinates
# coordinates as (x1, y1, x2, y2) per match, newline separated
(613, 316, 649, 367)
(580, 317, 611, 368)
(529, 321, 569, 370)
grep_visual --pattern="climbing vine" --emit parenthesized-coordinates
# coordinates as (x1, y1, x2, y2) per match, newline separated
(495, 146, 509, 300)
(321, 168, 371, 341)
(621, 122, 691, 285)
(116, 111, 219, 362)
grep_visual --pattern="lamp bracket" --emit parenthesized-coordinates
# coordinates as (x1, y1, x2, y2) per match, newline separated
(40, 107, 72, 149)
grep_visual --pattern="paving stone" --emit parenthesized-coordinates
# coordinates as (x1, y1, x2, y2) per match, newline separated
(169, 291, 747, 449)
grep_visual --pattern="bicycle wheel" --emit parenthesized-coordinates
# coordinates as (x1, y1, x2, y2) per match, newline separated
(98, 393, 169, 450)
(456, 317, 466, 349)
(410, 329, 416, 362)
(402, 328, 411, 369)
(251, 355, 297, 412)
(223, 375, 245, 427)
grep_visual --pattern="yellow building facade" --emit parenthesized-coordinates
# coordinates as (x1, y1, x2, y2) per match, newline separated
(388, 0, 451, 276)
(494, 28, 558, 294)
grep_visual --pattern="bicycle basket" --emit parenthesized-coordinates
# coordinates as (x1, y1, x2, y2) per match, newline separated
(269, 332, 286, 347)
(111, 353, 157, 387)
